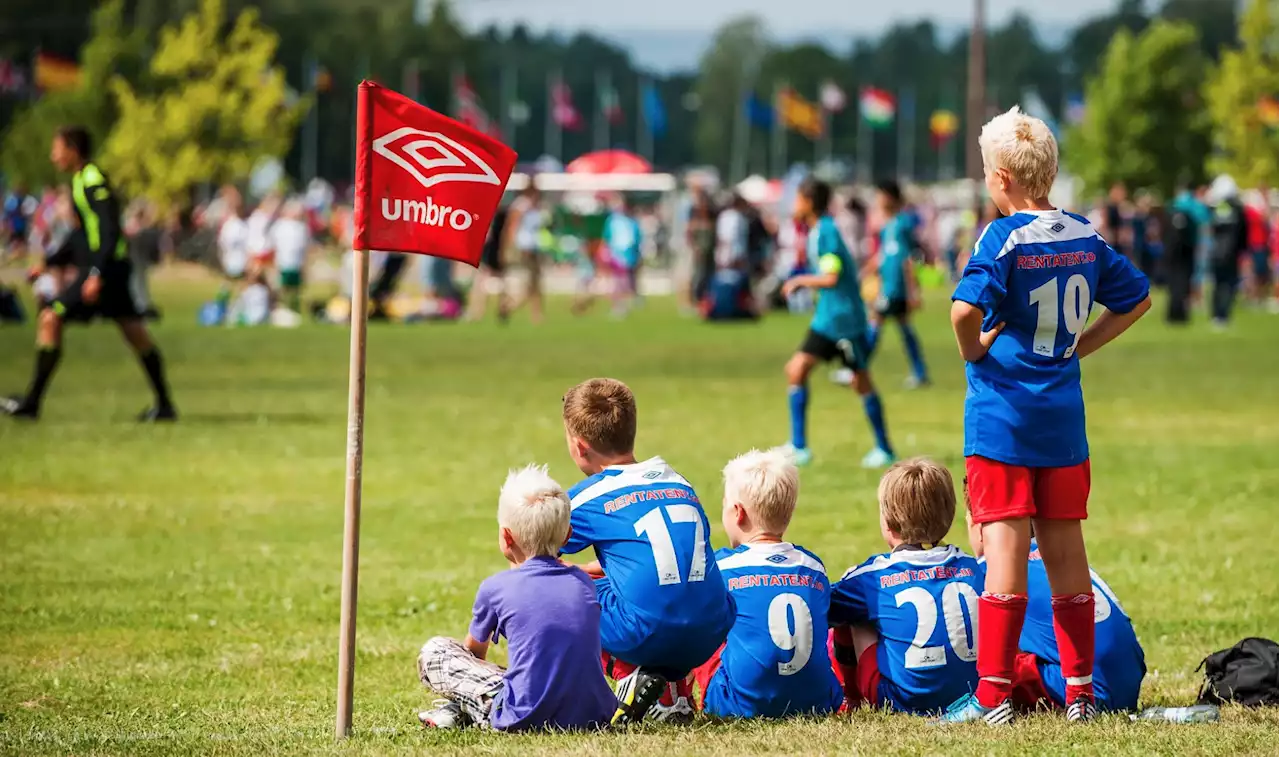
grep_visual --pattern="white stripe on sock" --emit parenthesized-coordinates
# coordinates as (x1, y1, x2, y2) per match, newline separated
(980, 676, 1012, 684)
(1065, 675, 1093, 686)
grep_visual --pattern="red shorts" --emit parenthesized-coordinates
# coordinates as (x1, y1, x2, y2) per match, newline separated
(965, 456, 1091, 523)
(1010, 652, 1053, 710)
(828, 630, 880, 708)
(691, 644, 724, 708)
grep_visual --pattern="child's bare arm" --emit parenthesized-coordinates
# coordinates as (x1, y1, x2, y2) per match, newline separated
(1075, 295, 1151, 359)
(463, 633, 489, 661)
(950, 300, 1004, 362)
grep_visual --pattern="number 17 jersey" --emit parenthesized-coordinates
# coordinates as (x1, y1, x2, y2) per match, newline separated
(952, 209, 1149, 467)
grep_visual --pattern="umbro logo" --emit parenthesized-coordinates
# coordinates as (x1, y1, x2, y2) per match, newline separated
(641, 470, 662, 480)
(1050, 222, 1066, 233)
(372, 127, 501, 189)
(766, 553, 789, 564)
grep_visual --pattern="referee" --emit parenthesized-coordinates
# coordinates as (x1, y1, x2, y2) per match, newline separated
(4, 126, 175, 421)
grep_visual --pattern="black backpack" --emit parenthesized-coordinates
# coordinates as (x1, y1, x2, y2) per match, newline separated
(1196, 637, 1278, 707)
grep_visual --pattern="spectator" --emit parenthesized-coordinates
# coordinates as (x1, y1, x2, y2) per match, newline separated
(269, 199, 310, 313)
(1205, 175, 1249, 329)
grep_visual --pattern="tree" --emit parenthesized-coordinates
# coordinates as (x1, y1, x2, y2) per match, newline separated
(1064, 20, 1211, 198)
(102, 0, 306, 211)
(693, 15, 768, 175)
(0, 0, 144, 188)
(1203, 0, 1278, 188)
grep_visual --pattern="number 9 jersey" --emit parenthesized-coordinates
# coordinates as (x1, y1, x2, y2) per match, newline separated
(952, 210, 1149, 467)
(830, 545, 984, 714)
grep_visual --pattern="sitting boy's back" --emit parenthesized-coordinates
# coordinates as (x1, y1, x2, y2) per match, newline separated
(830, 458, 983, 714)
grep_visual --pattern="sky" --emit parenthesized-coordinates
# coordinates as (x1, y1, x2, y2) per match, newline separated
(449, 0, 1121, 71)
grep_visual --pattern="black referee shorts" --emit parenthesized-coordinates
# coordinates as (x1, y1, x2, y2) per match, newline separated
(799, 329, 870, 372)
(51, 265, 142, 322)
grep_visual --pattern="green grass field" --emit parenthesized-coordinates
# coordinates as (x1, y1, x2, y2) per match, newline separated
(1, 272, 1277, 756)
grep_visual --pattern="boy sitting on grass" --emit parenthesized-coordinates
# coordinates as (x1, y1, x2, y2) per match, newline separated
(962, 484, 1146, 713)
(560, 378, 735, 724)
(828, 458, 985, 715)
(694, 447, 845, 719)
(416, 464, 616, 731)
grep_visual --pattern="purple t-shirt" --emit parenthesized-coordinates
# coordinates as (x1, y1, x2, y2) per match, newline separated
(469, 556, 616, 731)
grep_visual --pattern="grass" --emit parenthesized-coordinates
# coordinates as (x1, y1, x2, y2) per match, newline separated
(0, 270, 1277, 756)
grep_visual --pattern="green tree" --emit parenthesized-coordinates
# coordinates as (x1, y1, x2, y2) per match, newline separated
(0, 0, 144, 188)
(693, 15, 768, 175)
(102, 0, 306, 211)
(1064, 20, 1211, 198)
(1204, 0, 1278, 188)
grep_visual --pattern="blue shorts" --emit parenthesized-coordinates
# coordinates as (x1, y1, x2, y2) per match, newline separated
(1036, 659, 1140, 713)
(594, 577, 730, 679)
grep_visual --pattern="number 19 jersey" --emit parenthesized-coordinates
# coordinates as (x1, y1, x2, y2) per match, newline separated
(830, 545, 984, 714)
(952, 209, 1149, 467)
(704, 542, 844, 719)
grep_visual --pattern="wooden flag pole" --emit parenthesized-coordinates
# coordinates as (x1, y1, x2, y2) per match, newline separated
(335, 247, 370, 739)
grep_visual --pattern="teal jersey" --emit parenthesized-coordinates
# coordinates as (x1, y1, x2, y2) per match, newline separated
(807, 216, 867, 340)
(878, 213, 913, 300)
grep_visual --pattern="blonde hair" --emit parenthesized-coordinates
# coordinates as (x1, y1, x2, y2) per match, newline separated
(979, 105, 1058, 199)
(497, 464, 571, 557)
(878, 457, 956, 545)
(723, 447, 800, 534)
(562, 378, 637, 456)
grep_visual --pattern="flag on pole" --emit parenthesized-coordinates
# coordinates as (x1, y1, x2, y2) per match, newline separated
(929, 109, 960, 148)
(859, 87, 895, 129)
(778, 87, 823, 139)
(1065, 94, 1085, 125)
(453, 74, 500, 138)
(744, 94, 775, 130)
(600, 81, 623, 125)
(643, 82, 667, 136)
(552, 80, 582, 130)
(33, 52, 79, 92)
(353, 82, 517, 265)
(0, 59, 27, 94)
(819, 80, 847, 112)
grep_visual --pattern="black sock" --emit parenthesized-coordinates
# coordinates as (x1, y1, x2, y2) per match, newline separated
(139, 348, 173, 408)
(26, 346, 62, 408)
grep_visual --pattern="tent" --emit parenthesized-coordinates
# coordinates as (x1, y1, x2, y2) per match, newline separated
(565, 149, 652, 175)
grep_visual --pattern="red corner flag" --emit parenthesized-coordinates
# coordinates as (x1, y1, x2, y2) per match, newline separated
(353, 81, 517, 266)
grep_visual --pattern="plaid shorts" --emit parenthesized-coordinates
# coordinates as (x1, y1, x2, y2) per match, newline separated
(417, 636, 505, 727)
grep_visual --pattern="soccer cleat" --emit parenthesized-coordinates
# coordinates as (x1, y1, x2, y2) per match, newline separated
(829, 367, 855, 386)
(137, 405, 178, 423)
(1, 395, 38, 420)
(860, 447, 895, 469)
(418, 699, 467, 729)
(782, 443, 814, 466)
(902, 375, 931, 390)
(611, 667, 667, 726)
(933, 692, 1015, 726)
(649, 684, 695, 724)
(1066, 695, 1096, 723)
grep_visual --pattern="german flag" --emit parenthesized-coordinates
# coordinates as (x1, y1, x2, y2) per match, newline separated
(34, 52, 80, 93)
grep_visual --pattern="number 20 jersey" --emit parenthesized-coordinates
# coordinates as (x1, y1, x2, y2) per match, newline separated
(830, 545, 984, 714)
(952, 210, 1149, 468)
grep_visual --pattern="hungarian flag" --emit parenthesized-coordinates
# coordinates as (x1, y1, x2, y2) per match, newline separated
(353, 81, 517, 266)
(552, 80, 582, 130)
(860, 87, 895, 129)
(453, 74, 501, 138)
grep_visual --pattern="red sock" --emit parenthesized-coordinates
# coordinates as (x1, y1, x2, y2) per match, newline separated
(975, 593, 1028, 707)
(1052, 593, 1096, 703)
(602, 654, 637, 681)
(829, 627, 860, 706)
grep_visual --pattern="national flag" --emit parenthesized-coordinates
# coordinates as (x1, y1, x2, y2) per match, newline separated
(929, 109, 959, 148)
(778, 87, 823, 140)
(552, 80, 582, 130)
(859, 87, 895, 128)
(744, 94, 775, 130)
(353, 81, 517, 266)
(1259, 97, 1278, 131)
(819, 80, 846, 112)
(34, 52, 79, 93)
(1065, 93, 1085, 125)
(0, 59, 27, 94)
(643, 83, 667, 136)
(310, 62, 332, 93)
(599, 83, 623, 125)
(453, 74, 500, 138)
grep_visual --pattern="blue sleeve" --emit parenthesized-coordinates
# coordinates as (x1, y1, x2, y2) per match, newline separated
(952, 222, 1015, 315)
(468, 579, 500, 643)
(1093, 237, 1150, 314)
(561, 506, 596, 555)
(829, 571, 871, 626)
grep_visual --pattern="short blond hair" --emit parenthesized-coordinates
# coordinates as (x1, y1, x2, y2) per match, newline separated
(979, 105, 1058, 199)
(878, 457, 956, 545)
(562, 378, 637, 456)
(498, 464, 571, 557)
(723, 447, 799, 534)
